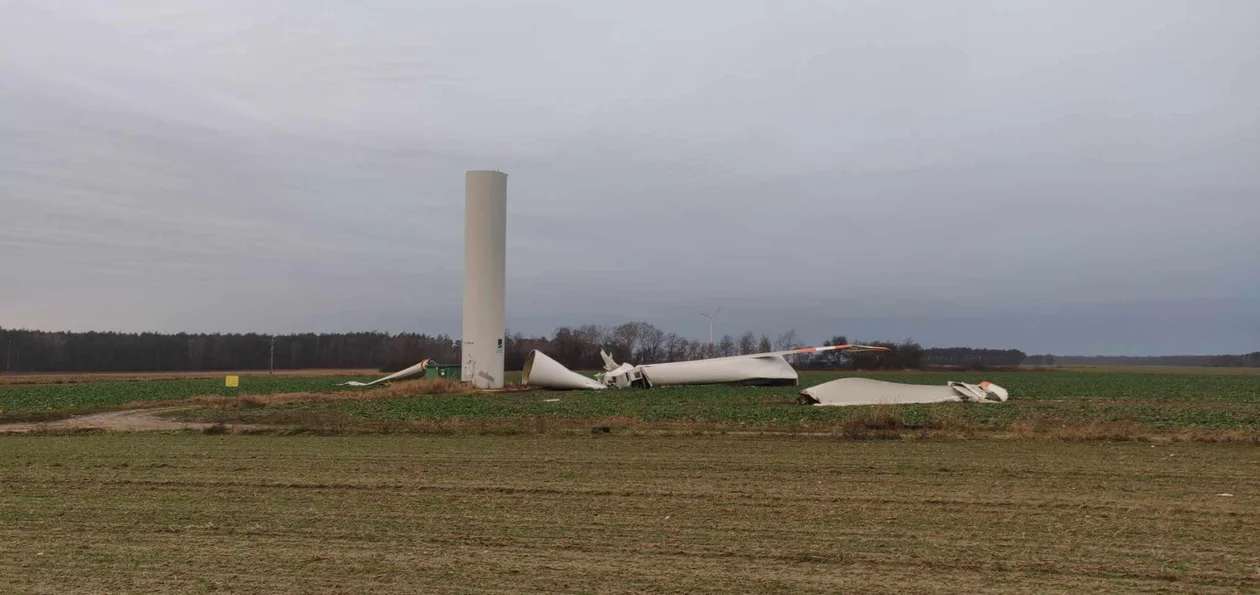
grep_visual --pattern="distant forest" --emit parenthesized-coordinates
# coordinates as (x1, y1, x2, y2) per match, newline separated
(0, 324, 1032, 373)
(1024, 354, 1260, 367)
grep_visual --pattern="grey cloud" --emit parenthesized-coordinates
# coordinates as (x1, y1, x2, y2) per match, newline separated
(1, 0, 1257, 354)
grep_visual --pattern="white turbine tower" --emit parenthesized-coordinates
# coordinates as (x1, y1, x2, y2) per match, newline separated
(462, 170, 507, 389)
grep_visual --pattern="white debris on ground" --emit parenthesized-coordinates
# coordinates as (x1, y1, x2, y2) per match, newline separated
(522, 344, 890, 390)
(798, 377, 1010, 406)
(362, 349, 1012, 407)
(339, 359, 430, 387)
(522, 350, 606, 390)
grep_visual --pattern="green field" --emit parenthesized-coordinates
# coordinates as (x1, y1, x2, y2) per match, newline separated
(0, 375, 364, 416)
(194, 370, 1260, 435)
(2, 369, 1258, 436)
(1, 434, 1255, 594)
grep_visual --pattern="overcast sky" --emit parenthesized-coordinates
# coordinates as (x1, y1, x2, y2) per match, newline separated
(2, 1, 1257, 355)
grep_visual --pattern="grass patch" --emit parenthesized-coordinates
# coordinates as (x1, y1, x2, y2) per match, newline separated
(0, 375, 369, 418)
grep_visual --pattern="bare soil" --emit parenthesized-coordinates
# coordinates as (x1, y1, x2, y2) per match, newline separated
(0, 435, 1255, 593)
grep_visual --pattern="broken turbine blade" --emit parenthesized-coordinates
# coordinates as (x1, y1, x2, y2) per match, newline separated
(635, 353, 798, 387)
(339, 359, 431, 387)
(799, 377, 1011, 406)
(522, 350, 607, 390)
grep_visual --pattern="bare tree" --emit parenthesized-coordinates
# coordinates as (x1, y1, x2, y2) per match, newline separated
(738, 331, 756, 355)
(774, 329, 800, 351)
(685, 339, 708, 360)
(717, 335, 736, 357)
(895, 338, 924, 369)
(611, 322, 646, 363)
(663, 333, 685, 362)
(577, 324, 610, 368)
(822, 335, 849, 368)
(635, 323, 666, 364)
(758, 335, 772, 353)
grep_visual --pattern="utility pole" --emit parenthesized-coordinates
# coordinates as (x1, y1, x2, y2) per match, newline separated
(269, 335, 276, 375)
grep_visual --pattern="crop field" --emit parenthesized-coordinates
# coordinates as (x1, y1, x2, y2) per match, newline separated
(0, 434, 1255, 594)
(2, 369, 1258, 437)
(179, 369, 1260, 437)
(2, 372, 1257, 593)
(0, 375, 365, 419)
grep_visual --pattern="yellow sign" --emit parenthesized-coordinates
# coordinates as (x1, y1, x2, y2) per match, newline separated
(225, 375, 239, 388)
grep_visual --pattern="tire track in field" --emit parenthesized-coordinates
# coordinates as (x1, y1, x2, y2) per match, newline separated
(0, 407, 264, 433)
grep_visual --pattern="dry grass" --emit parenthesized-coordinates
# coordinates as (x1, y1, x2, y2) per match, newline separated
(375, 377, 475, 397)
(123, 377, 474, 411)
(0, 435, 1255, 593)
(836, 404, 906, 440)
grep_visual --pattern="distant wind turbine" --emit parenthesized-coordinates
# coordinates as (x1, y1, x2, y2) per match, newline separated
(699, 307, 720, 349)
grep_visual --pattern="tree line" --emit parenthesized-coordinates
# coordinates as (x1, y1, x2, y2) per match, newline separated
(500, 326, 1025, 372)
(2, 324, 1032, 373)
(0, 328, 459, 373)
(1024, 353, 1260, 367)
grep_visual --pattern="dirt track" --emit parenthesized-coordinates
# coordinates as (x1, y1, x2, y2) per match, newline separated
(0, 407, 259, 433)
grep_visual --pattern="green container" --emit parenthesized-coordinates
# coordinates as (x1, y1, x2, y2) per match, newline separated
(427, 364, 462, 380)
